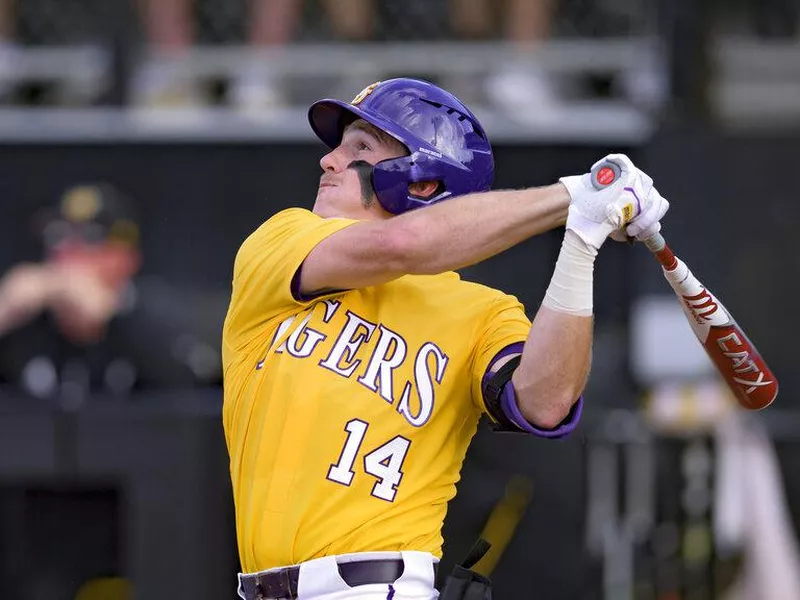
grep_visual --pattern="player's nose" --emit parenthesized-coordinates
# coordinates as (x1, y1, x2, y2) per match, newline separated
(319, 146, 348, 173)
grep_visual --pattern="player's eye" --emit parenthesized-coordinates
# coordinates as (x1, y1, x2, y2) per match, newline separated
(357, 140, 371, 152)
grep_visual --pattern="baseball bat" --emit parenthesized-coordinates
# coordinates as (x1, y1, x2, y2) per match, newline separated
(590, 161, 778, 410)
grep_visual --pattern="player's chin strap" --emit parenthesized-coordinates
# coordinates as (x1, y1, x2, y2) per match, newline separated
(439, 538, 494, 600)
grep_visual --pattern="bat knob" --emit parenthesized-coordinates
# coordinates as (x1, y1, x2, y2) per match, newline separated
(590, 161, 622, 190)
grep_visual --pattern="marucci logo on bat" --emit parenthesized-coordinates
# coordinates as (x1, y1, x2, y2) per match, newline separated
(682, 289, 719, 323)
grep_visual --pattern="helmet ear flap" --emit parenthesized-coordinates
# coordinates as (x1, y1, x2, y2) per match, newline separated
(373, 152, 462, 214)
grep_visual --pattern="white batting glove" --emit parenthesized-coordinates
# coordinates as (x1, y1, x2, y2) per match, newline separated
(625, 186, 670, 241)
(608, 182, 670, 243)
(560, 154, 652, 250)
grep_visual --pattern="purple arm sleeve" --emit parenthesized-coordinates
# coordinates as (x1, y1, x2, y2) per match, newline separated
(482, 342, 583, 438)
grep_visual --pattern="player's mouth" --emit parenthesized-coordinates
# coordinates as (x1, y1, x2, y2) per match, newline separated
(319, 178, 337, 189)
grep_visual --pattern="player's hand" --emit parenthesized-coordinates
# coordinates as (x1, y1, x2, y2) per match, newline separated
(0, 263, 54, 334)
(559, 154, 655, 250)
(49, 265, 118, 343)
(619, 185, 669, 242)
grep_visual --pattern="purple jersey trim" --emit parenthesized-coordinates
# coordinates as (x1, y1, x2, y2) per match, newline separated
(290, 264, 313, 302)
(482, 342, 582, 438)
(290, 263, 346, 302)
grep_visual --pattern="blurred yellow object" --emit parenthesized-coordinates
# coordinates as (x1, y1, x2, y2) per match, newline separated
(74, 577, 132, 600)
(643, 379, 738, 434)
(472, 475, 533, 576)
(682, 523, 713, 564)
(62, 185, 102, 224)
(108, 219, 140, 247)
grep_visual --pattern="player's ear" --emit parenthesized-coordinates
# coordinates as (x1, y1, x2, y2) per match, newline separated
(408, 180, 440, 200)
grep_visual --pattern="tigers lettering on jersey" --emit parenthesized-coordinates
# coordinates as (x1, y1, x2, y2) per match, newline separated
(261, 299, 448, 428)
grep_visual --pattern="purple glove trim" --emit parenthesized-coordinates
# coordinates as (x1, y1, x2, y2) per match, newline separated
(624, 186, 642, 214)
(500, 385, 583, 438)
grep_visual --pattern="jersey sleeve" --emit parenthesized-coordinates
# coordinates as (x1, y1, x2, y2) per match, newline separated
(470, 293, 531, 413)
(223, 208, 357, 349)
(470, 294, 583, 438)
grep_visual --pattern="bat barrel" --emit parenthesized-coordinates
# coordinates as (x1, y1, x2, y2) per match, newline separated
(590, 159, 778, 411)
(705, 325, 779, 410)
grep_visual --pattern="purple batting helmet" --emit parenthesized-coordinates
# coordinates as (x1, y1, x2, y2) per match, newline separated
(308, 78, 494, 214)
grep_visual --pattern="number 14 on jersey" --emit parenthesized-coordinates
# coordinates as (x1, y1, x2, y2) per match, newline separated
(327, 419, 411, 502)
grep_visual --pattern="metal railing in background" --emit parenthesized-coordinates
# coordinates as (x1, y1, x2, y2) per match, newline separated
(0, 0, 666, 143)
(1, 0, 797, 138)
(0, 37, 664, 144)
(0, 0, 797, 127)
(712, 36, 800, 128)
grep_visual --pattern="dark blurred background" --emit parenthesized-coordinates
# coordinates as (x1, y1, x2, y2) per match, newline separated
(0, 0, 798, 598)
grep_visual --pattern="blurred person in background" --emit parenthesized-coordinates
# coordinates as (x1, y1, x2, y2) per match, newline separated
(132, 0, 374, 110)
(131, 0, 558, 114)
(0, 183, 222, 403)
(449, 0, 560, 116)
(0, 0, 17, 99)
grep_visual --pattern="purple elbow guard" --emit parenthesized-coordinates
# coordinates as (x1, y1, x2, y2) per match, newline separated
(481, 342, 583, 438)
(499, 382, 583, 438)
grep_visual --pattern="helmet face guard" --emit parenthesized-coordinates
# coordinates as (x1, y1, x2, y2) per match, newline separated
(308, 78, 494, 215)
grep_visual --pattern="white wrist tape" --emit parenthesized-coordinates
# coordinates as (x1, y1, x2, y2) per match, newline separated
(542, 229, 596, 316)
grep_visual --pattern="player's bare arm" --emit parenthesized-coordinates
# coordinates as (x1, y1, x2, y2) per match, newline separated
(300, 183, 570, 295)
(510, 306, 592, 428)
(510, 155, 669, 428)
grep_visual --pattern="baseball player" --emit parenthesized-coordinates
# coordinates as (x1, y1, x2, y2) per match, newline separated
(222, 78, 668, 600)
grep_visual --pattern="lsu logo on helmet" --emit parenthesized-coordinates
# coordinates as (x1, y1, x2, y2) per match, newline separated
(351, 81, 382, 105)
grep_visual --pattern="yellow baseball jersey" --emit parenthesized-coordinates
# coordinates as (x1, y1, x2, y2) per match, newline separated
(222, 208, 531, 573)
